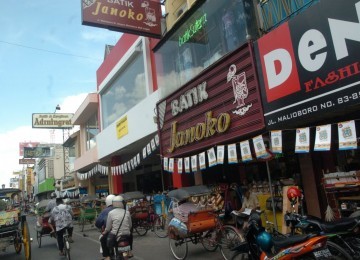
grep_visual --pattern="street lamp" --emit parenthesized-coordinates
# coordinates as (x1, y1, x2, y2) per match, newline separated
(54, 105, 66, 178)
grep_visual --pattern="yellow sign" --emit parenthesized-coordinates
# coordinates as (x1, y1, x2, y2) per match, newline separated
(116, 116, 128, 139)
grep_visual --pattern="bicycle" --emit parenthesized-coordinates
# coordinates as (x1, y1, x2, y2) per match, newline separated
(152, 193, 170, 238)
(62, 233, 71, 260)
(201, 211, 245, 260)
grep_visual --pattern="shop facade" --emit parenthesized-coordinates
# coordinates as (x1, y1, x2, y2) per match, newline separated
(254, 0, 360, 218)
(96, 34, 164, 194)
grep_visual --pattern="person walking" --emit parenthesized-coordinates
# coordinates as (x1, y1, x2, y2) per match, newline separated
(96, 194, 115, 260)
(49, 197, 74, 256)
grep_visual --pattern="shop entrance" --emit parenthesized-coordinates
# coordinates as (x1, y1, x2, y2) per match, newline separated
(136, 171, 163, 194)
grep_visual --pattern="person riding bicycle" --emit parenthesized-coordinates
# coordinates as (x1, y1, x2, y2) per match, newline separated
(45, 192, 57, 213)
(49, 197, 74, 256)
(102, 195, 133, 260)
(96, 194, 115, 260)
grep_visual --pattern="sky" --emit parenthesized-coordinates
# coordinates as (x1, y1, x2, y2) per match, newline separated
(0, 1, 121, 186)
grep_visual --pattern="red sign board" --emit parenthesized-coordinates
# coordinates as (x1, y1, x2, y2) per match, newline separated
(157, 43, 265, 158)
(19, 159, 36, 165)
(81, 0, 162, 38)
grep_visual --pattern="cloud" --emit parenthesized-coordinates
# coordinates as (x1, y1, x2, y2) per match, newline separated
(81, 30, 121, 43)
(0, 93, 88, 187)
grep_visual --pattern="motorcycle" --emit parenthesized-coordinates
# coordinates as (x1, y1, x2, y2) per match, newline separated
(231, 211, 332, 259)
(285, 210, 360, 259)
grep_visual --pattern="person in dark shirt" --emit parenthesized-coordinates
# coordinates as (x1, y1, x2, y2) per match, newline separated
(96, 194, 115, 260)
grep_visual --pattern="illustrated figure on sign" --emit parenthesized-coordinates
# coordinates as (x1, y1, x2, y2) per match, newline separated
(227, 64, 248, 108)
(141, 1, 157, 25)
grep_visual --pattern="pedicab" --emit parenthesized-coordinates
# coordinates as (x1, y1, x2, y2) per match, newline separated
(78, 195, 98, 231)
(0, 188, 32, 260)
(35, 199, 57, 248)
(167, 185, 244, 260)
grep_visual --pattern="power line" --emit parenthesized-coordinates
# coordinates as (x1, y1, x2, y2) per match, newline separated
(0, 39, 102, 61)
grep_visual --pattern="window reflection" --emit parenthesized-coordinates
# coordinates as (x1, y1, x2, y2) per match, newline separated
(86, 112, 98, 150)
(155, 0, 258, 99)
(101, 51, 146, 128)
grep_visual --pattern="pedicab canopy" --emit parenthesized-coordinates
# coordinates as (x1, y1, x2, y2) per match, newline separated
(167, 185, 211, 202)
(0, 188, 22, 227)
(36, 199, 52, 211)
(120, 191, 145, 202)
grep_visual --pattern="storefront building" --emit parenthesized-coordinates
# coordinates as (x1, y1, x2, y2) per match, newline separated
(254, 0, 360, 218)
(96, 34, 164, 194)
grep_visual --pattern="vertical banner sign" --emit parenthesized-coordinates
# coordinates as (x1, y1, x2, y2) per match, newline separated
(207, 147, 217, 167)
(314, 124, 332, 151)
(198, 152, 206, 170)
(169, 158, 174, 173)
(81, 0, 162, 38)
(143, 147, 147, 159)
(271, 130, 283, 153)
(155, 134, 159, 146)
(191, 155, 198, 172)
(151, 139, 156, 151)
(184, 157, 190, 173)
(217, 145, 225, 164)
(240, 140, 252, 162)
(252, 135, 268, 159)
(255, 0, 360, 130)
(163, 157, 169, 171)
(124, 163, 128, 173)
(178, 158, 183, 174)
(338, 120, 357, 150)
(227, 144, 238, 164)
(295, 127, 310, 153)
(147, 143, 151, 155)
(137, 153, 140, 165)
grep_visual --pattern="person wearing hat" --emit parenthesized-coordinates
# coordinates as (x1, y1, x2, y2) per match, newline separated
(102, 195, 132, 260)
(96, 194, 115, 260)
(49, 197, 74, 256)
(45, 192, 57, 213)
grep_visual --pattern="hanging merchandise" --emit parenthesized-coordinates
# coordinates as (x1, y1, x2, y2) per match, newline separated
(163, 157, 169, 171)
(191, 155, 198, 172)
(314, 124, 332, 151)
(184, 157, 190, 173)
(338, 120, 357, 150)
(143, 147, 147, 159)
(217, 145, 225, 164)
(136, 153, 141, 165)
(228, 143, 238, 164)
(253, 135, 268, 159)
(178, 158, 183, 174)
(151, 138, 156, 151)
(207, 147, 217, 167)
(147, 143, 152, 155)
(169, 158, 174, 173)
(271, 130, 282, 153)
(199, 152, 206, 170)
(295, 127, 310, 153)
(240, 140, 252, 162)
(155, 134, 159, 146)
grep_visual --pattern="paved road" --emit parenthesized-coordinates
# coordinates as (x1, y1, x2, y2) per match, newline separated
(0, 214, 227, 260)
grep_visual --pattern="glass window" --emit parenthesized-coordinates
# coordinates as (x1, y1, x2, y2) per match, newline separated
(101, 51, 146, 128)
(155, 0, 258, 99)
(86, 112, 99, 150)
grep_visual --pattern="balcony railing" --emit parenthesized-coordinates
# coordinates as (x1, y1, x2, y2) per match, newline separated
(257, 0, 319, 33)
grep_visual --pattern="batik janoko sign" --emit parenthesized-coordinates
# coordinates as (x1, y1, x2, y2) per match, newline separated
(81, 0, 162, 38)
(255, 0, 360, 130)
(157, 43, 264, 158)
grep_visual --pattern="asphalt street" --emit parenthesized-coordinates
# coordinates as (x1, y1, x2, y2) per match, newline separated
(0, 214, 226, 260)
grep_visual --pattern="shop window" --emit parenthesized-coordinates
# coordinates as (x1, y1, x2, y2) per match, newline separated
(85, 112, 99, 151)
(101, 50, 147, 129)
(155, 0, 258, 99)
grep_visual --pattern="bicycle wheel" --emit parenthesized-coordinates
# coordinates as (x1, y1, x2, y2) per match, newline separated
(220, 226, 245, 260)
(135, 223, 148, 236)
(37, 231, 42, 248)
(201, 230, 218, 252)
(153, 215, 168, 238)
(169, 237, 188, 260)
(326, 241, 352, 260)
(64, 237, 71, 260)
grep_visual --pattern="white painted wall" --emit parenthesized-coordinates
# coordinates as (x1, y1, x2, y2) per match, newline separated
(97, 91, 159, 160)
